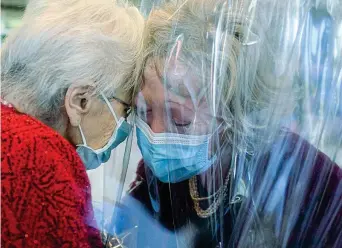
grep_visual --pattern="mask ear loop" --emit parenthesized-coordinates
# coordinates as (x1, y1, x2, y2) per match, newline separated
(78, 93, 121, 147)
(78, 124, 88, 146)
(101, 93, 119, 124)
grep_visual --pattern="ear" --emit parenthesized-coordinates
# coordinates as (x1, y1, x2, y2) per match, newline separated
(65, 84, 94, 127)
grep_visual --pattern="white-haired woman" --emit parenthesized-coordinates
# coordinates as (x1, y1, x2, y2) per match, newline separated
(1, 1, 144, 247)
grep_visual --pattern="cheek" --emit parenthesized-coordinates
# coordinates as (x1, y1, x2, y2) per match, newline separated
(113, 102, 126, 119)
(92, 110, 116, 147)
(102, 115, 116, 137)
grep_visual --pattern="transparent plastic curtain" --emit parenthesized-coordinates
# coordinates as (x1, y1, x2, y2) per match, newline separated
(110, 0, 341, 247)
(87, 116, 138, 242)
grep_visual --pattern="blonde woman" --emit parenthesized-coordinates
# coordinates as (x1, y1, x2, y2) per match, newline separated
(115, 0, 342, 247)
(1, 1, 143, 247)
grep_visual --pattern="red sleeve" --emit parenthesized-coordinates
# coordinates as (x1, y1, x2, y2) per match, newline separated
(1, 130, 102, 247)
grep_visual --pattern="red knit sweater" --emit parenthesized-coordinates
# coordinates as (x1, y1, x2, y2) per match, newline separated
(1, 104, 103, 247)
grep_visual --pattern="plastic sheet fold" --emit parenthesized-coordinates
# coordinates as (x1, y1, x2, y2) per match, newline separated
(95, 0, 342, 247)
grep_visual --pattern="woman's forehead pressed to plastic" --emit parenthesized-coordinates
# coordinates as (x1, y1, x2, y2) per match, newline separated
(135, 59, 217, 135)
(141, 57, 204, 99)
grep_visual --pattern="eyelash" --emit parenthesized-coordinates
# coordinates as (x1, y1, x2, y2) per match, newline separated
(136, 107, 193, 129)
(173, 119, 192, 127)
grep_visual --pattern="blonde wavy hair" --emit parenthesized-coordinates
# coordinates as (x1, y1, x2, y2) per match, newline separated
(142, 0, 294, 152)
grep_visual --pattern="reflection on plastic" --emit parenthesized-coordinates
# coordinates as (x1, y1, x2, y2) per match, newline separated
(92, 0, 342, 247)
(92, 196, 196, 248)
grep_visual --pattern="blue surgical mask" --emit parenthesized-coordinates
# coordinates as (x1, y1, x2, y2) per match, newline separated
(77, 94, 132, 170)
(135, 116, 216, 183)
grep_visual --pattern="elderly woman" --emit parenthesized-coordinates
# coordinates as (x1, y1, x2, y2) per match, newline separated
(1, 1, 143, 247)
(113, 0, 342, 247)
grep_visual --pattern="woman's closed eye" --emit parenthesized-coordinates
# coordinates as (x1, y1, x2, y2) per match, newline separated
(174, 121, 192, 127)
(172, 116, 193, 134)
(170, 105, 194, 127)
(172, 115, 192, 127)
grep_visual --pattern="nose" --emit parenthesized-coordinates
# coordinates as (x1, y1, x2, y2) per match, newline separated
(150, 113, 166, 133)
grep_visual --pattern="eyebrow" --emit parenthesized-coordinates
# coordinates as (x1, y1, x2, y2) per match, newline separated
(168, 83, 192, 98)
(167, 82, 205, 106)
(167, 88, 187, 103)
(167, 92, 195, 112)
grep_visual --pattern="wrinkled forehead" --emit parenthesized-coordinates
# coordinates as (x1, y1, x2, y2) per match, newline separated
(142, 58, 208, 104)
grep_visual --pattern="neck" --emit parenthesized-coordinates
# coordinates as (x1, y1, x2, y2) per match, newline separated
(198, 143, 232, 196)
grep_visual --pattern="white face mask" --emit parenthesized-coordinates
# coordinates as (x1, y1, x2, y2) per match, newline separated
(76, 93, 132, 170)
